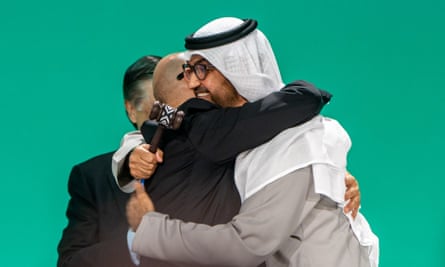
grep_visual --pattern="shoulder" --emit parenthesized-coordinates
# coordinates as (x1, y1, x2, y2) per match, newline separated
(179, 98, 220, 115)
(72, 151, 115, 174)
(68, 151, 115, 189)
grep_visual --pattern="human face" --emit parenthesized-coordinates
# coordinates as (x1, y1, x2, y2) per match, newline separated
(184, 55, 246, 107)
(125, 79, 154, 129)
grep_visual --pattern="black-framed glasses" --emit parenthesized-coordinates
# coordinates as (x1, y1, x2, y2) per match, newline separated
(182, 63, 215, 81)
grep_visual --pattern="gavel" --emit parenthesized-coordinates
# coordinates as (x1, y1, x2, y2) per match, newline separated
(144, 101, 185, 153)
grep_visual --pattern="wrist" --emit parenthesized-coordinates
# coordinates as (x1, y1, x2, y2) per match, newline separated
(118, 151, 135, 186)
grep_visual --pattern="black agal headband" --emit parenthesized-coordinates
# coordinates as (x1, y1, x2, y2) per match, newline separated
(184, 19, 258, 50)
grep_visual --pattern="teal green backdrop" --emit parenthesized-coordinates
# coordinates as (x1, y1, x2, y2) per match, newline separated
(1, 0, 444, 266)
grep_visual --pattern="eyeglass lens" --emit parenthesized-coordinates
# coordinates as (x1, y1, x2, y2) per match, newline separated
(183, 64, 212, 81)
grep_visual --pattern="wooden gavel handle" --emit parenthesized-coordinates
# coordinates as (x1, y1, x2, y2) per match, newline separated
(148, 126, 165, 153)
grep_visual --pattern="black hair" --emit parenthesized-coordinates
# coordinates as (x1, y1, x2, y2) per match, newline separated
(123, 55, 162, 128)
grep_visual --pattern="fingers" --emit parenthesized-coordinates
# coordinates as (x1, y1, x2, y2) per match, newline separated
(344, 171, 357, 187)
(136, 185, 155, 213)
(344, 190, 361, 219)
(343, 170, 361, 219)
(129, 145, 161, 179)
(129, 161, 157, 179)
(344, 186, 359, 201)
(156, 149, 164, 163)
(138, 145, 163, 163)
(132, 145, 158, 165)
(134, 181, 145, 194)
(344, 171, 360, 201)
(345, 201, 359, 218)
(126, 195, 139, 231)
(344, 196, 360, 213)
(126, 183, 155, 231)
(133, 182, 155, 216)
(352, 207, 358, 218)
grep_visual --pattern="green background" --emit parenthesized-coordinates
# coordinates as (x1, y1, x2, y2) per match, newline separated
(1, 0, 444, 266)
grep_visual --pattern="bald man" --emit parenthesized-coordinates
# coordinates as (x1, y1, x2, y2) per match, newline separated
(115, 52, 333, 266)
(126, 18, 378, 267)
(112, 54, 194, 191)
(117, 51, 329, 222)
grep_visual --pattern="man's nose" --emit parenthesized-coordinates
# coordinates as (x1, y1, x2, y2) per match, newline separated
(186, 71, 201, 89)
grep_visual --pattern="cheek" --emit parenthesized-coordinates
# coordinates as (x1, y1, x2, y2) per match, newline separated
(136, 105, 151, 122)
(200, 79, 216, 94)
(220, 80, 237, 99)
(207, 73, 227, 91)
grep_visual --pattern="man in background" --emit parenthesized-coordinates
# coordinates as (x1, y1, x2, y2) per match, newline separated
(57, 55, 174, 267)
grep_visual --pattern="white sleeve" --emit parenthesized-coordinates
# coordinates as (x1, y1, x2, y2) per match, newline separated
(127, 229, 141, 265)
(112, 131, 145, 193)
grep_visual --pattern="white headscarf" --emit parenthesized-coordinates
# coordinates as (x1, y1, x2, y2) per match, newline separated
(184, 17, 284, 102)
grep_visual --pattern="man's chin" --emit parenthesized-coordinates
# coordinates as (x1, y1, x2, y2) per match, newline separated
(196, 94, 213, 103)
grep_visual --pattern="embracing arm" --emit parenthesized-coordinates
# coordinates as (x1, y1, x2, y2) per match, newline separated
(131, 167, 314, 267)
(57, 165, 135, 267)
(112, 131, 145, 193)
(189, 80, 332, 163)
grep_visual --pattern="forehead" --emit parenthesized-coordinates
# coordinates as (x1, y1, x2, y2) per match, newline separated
(188, 55, 211, 65)
(136, 79, 153, 91)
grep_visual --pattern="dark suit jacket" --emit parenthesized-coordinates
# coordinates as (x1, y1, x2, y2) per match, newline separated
(57, 152, 137, 267)
(58, 152, 192, 267)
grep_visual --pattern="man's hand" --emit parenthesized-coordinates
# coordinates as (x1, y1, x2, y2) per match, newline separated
(129, 144, 163, 179)
(126, 182, 155, 231)
(343, 171, 361, 218)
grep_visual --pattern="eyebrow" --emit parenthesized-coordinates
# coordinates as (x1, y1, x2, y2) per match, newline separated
(188, 58, 210, 65)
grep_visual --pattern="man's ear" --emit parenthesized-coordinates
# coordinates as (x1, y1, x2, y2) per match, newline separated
(125, 100, 137, 124)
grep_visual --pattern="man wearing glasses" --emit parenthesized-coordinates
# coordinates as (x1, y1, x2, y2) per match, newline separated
(115, 17, 372, 266)
(113, 52, 338, 266)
